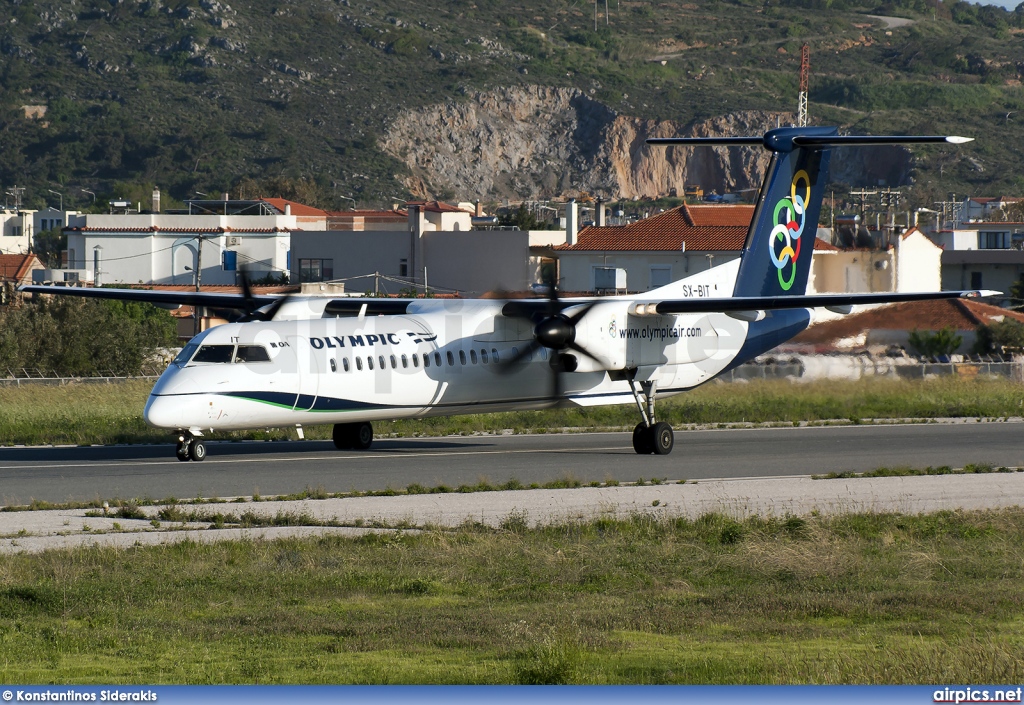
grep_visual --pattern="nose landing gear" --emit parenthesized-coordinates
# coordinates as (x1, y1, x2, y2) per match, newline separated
(175, 433, 206, 462)
(628, 379, 674, 455)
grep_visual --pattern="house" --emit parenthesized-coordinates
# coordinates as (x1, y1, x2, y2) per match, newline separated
(0, 253, 44, 287)
(962, 196, 1023, 223)
(792, 298, 1024, 354)
(0, 253, 45, 303)
(0, 210, 36, 255)
(60, 197, 324, 286)
(551, 204, 881, 294)
(809, 227, 942, 295)
(552, 204, 755, 291)
(291, 202, 553, 295)
(926, 220, 1024, 298)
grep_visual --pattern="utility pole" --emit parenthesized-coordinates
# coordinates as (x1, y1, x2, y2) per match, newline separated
(193, 235, 204, 336)
(797, 44, 810, 127)
(879, 188, 901, 245)
(5, 186, 25, 211)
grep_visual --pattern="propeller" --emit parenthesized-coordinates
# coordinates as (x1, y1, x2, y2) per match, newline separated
(235, 268, 291, 322)
(499, 263, 604, 400)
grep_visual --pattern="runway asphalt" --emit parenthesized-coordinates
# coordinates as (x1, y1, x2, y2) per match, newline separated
(1, 420, 1022, 505)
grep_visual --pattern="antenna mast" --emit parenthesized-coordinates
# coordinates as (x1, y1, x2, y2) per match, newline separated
(797, 44, 809, 127)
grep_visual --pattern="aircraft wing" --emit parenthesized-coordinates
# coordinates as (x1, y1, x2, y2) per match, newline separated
(18, 284, 280, 310)
(634, 290, 999, 316)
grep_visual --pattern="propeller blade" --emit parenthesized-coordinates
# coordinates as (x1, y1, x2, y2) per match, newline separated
(566, 340, 602, 365)
(565, 300, 597, 326)
(256, 294, 290, 321)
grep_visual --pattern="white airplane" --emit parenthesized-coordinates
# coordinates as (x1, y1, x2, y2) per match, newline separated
(23, 127, 991, 461)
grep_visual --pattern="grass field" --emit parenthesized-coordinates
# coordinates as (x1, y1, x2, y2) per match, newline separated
(1, 376, 1023, 447)
(2, 510, 1023, 684)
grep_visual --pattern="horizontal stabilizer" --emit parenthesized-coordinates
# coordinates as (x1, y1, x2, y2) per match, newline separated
(635, 290, 998, 316)
(647, 132, 972, 153)
(791, 135, 973, 148)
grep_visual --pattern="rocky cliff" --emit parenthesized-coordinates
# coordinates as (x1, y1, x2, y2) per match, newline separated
(382, 86, 913, 201)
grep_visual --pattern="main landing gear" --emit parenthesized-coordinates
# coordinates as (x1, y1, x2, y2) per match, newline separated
(333, 422, 374, 450)
(175, 433, 206, 462)
(628, 379, 674, 455)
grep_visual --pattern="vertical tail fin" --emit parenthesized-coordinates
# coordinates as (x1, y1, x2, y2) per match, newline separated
(647, 128, 971, 299)
(731, 126, 834, 298)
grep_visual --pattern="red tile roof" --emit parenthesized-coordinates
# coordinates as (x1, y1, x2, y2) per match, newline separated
(406, 201, 470, 214)
(553, 204, 836, 253)
(260, 198, 328, 217)
(794, 299, 1024, 345)
(0, 254, 42, 283)
(554, 204, 752, 252)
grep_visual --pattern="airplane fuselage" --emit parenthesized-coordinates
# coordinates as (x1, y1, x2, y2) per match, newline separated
(143, 294, 781, 433)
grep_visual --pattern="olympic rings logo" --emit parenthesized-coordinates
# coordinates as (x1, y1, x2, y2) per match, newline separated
(768, 169, 811, 291)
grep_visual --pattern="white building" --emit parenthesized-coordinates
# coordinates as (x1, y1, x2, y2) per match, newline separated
(0, 209, 36, 255)
(926, 221, 1024, 298)
(291, 202, 565, 296)
(809, 228, 942, 294)
(62, 199, 325, 286)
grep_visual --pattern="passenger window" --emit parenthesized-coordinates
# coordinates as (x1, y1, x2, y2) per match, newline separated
(539, 348, 547, 361)
(330, 358, 337, 372)
(367, 356, 374, 370)
(492, 348, 499, 363)
(423, 354, 430, 368)
(401, 354, 408, 369)
(343, 358, 350, 372)
(459, 350, 467, 365)
(470, 350, 478, 364)
(446, 351, 454, 366)
(412, 354, 419, 368)
(390, 354, 397, 369)
(234, 345, 270, 363)
(481, 349, 488, 364)
(192, 345, 234, 364)
(379, 355, 386, 370)
(511, 346, 519, 360)
(356, 357, 363, 371)
(435, 352, 442, 367)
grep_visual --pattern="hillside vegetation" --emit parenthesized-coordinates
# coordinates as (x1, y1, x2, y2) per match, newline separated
(2, 0, 1024, 211)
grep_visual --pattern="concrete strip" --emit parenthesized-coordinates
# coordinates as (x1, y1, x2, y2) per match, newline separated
(2, 473, 1023, 554)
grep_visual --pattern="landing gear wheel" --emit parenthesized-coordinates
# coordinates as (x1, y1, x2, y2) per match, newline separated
(332, 422, 373, 450)
(353, 422, 373, 450)
(632, 423, 654, 455)
(175, 441, 190, 462)
(332, 423, 352, 450)
(650, 422, 674, 456)
(191, 440, 207, 461)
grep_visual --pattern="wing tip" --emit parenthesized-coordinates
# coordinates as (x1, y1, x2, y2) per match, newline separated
(946, 136, 974, 144)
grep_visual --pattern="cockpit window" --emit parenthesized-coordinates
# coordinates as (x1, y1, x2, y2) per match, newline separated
(191, 345, 234, 364)
(234, 345, 270, 363)
(173, 343, 199, 367)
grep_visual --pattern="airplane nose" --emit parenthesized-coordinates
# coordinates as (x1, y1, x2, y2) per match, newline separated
(144, 395, 182, 429)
